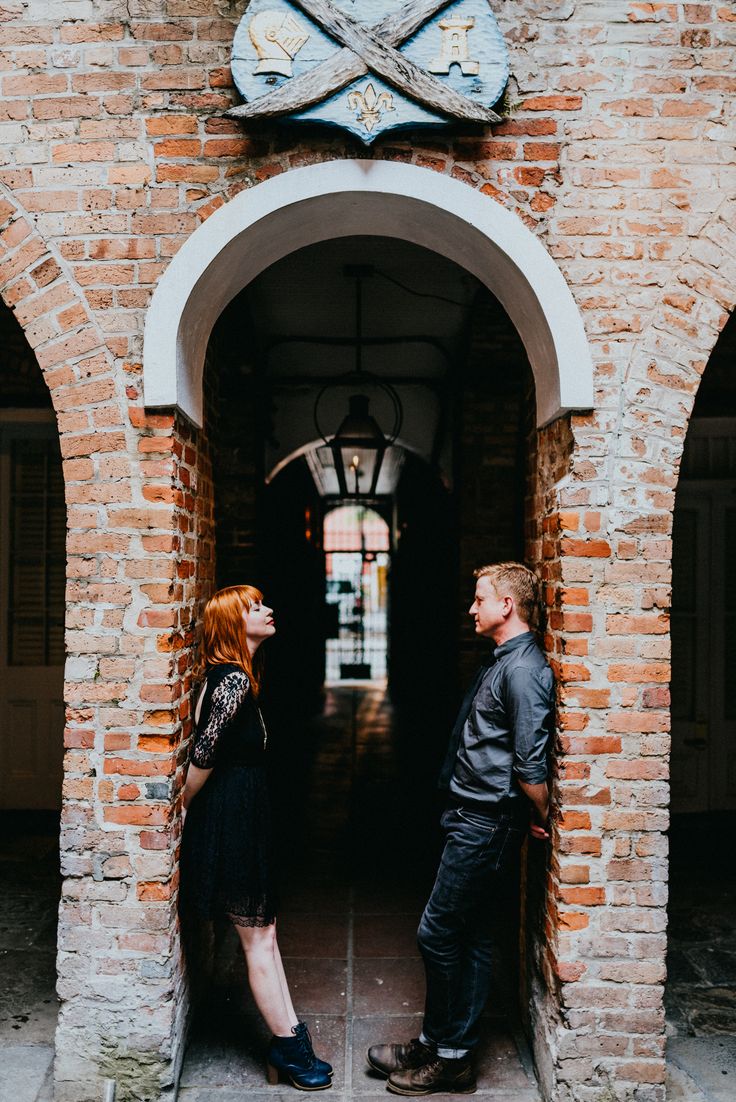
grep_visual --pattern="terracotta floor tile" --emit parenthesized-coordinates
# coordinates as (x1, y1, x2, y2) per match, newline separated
(474, 1027, 536, 1091)
(279, 880, 352, 914)
(353, 958, 426, 1016)
(353, 878, 433, 916)
(283, 958, 349, 1016)
(353, 913, 421, 958)
(278, 912, 349, 958)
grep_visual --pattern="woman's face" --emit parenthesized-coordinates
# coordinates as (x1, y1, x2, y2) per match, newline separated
(242, 598, 276, 648)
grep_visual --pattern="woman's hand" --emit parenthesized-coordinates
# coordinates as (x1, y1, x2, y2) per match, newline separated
(182, 764, 213, 812)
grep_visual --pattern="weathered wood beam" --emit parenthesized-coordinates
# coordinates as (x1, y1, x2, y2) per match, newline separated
(229, 46, 367, 120)
(227, 0, 501, 124)
(228, 0, 453, 120)
(291, 0, 501, 122)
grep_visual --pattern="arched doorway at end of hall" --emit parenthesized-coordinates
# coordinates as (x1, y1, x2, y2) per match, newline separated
(323, 503, 391, 684)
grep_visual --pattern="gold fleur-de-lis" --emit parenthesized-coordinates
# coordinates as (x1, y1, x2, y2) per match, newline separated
(347, 83, 395, 133)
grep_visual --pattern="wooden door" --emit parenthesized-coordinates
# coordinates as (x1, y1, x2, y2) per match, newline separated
(671, 482, 736, 812)
(0, 419, 65, 809)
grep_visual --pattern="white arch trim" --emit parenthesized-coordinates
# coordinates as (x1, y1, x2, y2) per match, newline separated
(143, 160, 593, 428)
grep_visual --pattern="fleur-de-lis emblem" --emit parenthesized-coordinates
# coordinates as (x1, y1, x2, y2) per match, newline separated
(347, 83, 395, 133)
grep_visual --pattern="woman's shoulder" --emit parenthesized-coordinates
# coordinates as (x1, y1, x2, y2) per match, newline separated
(207, 663, 250, 692)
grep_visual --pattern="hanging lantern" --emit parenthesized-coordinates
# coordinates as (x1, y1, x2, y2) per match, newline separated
(314, 267, 402, 500)
(329, 394, 387, 497)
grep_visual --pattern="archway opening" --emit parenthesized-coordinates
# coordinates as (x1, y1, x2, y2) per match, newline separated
(323, 505, 390, 684)
(180, 228, 540, 1090)
(0, 298, 64, 1093)
(667, 310, 736, 1062)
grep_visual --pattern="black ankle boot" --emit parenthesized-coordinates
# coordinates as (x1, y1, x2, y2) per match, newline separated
(267, 1025, 332, 1090)
(294, 1021, 333, 1076)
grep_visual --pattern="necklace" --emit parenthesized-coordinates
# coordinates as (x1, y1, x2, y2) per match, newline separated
(256, 706, 268, 751)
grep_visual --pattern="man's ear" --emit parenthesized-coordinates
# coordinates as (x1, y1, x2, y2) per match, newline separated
(502, 595, 514, 618)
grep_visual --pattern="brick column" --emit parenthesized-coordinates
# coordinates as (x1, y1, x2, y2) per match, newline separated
(55, 399, 214, 1099)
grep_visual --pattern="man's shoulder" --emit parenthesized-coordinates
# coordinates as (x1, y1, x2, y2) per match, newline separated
(502, 642, 554, 691)
(505, 636, 550, 671)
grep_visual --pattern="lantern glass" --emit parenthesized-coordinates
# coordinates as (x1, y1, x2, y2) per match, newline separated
(330, 395, 387, 498)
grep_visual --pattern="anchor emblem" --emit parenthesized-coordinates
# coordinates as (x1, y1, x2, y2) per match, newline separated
(230, 1, 510, 143)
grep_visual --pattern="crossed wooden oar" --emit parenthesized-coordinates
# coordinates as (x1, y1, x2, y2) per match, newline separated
(228, 0, 502, 124)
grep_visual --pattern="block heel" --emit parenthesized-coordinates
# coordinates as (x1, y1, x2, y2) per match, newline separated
(266, 1024, 332, 1091)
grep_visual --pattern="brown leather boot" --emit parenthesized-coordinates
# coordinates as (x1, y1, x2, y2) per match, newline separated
(387, 1053, 476, 1096)
(367, 1037, 435, 1078)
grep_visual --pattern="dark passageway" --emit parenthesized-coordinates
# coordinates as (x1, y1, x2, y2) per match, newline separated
(180, 232, 542, 1096)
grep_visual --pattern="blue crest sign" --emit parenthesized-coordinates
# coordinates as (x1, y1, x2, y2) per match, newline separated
(228, 0, 510, 144)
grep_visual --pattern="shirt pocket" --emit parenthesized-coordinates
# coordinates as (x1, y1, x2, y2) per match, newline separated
(473, 684, 507, 732)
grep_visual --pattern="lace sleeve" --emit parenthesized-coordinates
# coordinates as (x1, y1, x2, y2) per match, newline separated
(190, 669, 250, 768)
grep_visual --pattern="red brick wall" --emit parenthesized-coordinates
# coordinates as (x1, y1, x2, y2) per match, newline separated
(0, 1, 734, 1099)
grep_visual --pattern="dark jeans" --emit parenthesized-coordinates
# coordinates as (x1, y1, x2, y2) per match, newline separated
(417, 806, 524, 1057)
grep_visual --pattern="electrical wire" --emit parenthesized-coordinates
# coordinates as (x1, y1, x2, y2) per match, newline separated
(373, 267, 473, 308)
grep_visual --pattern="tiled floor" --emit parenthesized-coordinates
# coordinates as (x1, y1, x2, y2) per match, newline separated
(179, 877, 539, 1101)
(665, 812, 736, 1100)
(179, 684, 540, 1099)
(665, 813, 736, 1038)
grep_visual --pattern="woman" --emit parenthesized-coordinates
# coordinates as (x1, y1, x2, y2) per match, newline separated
(180, 585, 332, 1091)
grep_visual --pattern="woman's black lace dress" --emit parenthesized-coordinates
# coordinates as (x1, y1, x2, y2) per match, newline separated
(180, 662, 277, 927)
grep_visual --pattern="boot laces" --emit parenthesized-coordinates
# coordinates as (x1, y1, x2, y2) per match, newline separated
(292, 1023, 316, 1067)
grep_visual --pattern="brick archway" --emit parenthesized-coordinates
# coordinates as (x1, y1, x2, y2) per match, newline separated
(142, 159, 594, 429)
(0, 187, 191, 1101)
(617, 193, 736, 469)
(531, 196, 736, 1099)
(0, 188, 119, 425)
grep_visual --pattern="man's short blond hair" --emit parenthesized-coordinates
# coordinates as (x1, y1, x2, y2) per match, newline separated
(474, 561, 540, 627)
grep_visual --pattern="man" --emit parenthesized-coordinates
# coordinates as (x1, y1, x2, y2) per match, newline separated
(368, 562, 554, 1096)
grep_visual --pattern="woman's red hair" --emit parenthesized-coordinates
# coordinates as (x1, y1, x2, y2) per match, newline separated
(199, 585, 264, 696)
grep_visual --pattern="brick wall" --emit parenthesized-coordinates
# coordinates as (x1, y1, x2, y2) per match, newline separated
(0, 0, 734, 1099)
(456, 291, 533, 684)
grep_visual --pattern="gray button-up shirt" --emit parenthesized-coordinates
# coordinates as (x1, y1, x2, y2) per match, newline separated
(449, 631, 554, 810)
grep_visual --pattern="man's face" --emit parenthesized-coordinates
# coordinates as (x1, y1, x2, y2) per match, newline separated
(469, 575, 509, 640)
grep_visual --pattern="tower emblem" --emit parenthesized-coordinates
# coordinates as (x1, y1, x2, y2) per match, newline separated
(429, 17, 480, 76)
(230, 1, 510, 143)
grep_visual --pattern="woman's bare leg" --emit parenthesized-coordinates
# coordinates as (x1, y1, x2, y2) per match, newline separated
(234, 921, 299, 1036)
(273, 932, 298, 1024)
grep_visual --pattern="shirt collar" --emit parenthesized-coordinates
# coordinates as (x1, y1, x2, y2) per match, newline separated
(492, 630, 535, 660)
